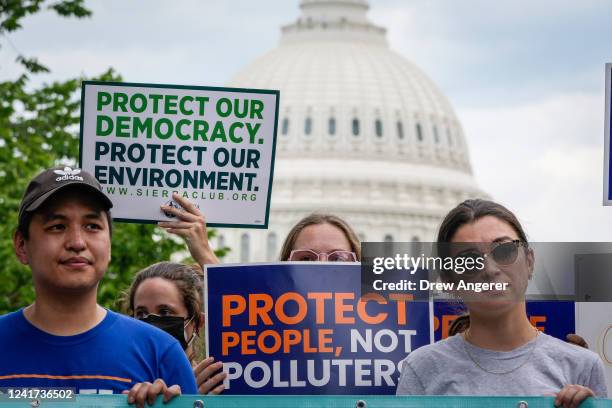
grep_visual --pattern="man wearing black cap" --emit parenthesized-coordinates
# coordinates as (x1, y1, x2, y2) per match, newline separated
(0, 166, 197, 406)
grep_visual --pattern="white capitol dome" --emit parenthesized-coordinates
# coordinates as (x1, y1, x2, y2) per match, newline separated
(221, 0, 485, 262)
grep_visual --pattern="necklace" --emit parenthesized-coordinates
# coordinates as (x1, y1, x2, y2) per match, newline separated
(462, 327, 540, 375)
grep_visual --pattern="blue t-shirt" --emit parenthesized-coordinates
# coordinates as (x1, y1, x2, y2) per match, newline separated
(0, 309, 197, 394)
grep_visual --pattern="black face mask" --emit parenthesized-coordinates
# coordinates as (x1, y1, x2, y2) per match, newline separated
(141, 314, 193, 350)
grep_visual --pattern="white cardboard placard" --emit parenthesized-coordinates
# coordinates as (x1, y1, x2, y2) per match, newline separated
(79, 81, 279, 228)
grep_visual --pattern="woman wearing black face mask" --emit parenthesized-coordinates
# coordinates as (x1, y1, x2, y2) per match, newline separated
(124, 262, 226, 395)
(138, 314, 195, 351)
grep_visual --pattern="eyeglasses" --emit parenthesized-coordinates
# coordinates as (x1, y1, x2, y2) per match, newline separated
(288, 249, 357, 262)
(455, 240, 527, 274)
(483, 240, 527, 265)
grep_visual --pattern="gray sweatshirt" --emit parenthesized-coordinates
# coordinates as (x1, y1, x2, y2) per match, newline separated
(396, 332, 608, 397)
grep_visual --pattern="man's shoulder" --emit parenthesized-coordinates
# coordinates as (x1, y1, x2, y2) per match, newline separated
(0, 309, 26, 334)
(0, 309, 23, 322)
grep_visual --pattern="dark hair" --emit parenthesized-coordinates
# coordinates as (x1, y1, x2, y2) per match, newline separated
(16, 185, 113, 239)
(126, 262, 203, 326)
(124, 262, 204, 362)
(279, 213, 361, 261)
(437, 199, 528, 243)
(435, 199, 529, 283)
(448, 314, 470, 337)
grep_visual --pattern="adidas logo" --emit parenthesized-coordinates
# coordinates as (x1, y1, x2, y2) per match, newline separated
(54, 166, 84, 182)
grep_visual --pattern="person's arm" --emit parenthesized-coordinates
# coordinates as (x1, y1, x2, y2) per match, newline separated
(554, 357, 609, 408)
(158, 341, 199, 395)
(554, 385, 595, 408)
(396, 359, 427, 395)
(158, 192, 220, 266)
(585, 357, 608, 397)
(194, 356, 227, 394)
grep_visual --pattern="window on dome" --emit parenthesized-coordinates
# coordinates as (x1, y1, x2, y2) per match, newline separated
(266, 232, 277, 260)
(397, 121, 404, 139)
(411, 235, 420, 243)
(352, 118, 360, 136)
(447, 127, 453, 146)
(218, 234, 225, 249)
(416, 123, 423, 142)
(384, 234, 393, 242)
(375, 119, 383, 138)
(282, 118, 289, 136)
(240, 233, 250, 262)
(328, 117, 336, 135)
(433, 125, 439, 144)
(358, 233, 366, 242)
(305, 117, 312, 136)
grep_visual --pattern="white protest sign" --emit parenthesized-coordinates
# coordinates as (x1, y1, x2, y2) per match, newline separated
(79, 81, 279, 228)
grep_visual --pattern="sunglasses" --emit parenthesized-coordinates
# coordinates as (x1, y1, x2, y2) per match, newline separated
(288, 249, 357, 262)
(454, 240, 527, 274)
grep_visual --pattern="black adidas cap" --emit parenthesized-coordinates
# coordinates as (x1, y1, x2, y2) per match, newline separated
(18, 166, 113, 225)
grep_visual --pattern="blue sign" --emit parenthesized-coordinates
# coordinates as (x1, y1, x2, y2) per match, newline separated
(524, 300, 575, 340)
(433, 300, 575, 341)
(205, 263, 432, 395)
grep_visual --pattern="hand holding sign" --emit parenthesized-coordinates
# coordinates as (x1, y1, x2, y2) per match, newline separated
(158, 192, 220, 266)
(194, 356, 227, 394)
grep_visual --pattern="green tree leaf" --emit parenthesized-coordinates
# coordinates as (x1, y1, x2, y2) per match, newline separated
(0, 1, 231, 314)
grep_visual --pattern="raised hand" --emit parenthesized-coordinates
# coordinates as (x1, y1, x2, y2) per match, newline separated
(158, 192, 220, 266)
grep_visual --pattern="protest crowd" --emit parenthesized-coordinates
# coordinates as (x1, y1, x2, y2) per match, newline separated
(0, 166, 607, 408)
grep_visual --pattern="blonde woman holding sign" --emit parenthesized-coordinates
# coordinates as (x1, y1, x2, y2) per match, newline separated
(155, 195, 361, 394)
(396, 199, 608, 407)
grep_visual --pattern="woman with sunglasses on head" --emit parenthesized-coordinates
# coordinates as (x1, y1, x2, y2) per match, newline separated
(396, 199, 608, 407)
(279, 213, 361, 262)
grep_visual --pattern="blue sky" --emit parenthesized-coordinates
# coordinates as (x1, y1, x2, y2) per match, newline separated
(2, 0, 612, 240)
